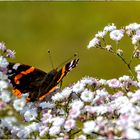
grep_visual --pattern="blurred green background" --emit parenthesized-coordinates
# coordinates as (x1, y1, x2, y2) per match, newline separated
(0, 2, 140, 86)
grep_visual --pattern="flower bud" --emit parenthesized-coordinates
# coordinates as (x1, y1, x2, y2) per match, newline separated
(117, 49, 123, 56)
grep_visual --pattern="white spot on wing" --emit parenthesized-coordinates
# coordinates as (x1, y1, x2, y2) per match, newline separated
(13, 63, 20, 70)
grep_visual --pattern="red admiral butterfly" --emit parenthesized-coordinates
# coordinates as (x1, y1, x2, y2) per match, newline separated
(7, 59, 79, 102)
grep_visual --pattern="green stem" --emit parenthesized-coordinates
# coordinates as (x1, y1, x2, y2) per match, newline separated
(97, 47, 135, 79)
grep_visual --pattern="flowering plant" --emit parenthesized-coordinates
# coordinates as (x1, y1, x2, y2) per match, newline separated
(1, 23, 140, 139)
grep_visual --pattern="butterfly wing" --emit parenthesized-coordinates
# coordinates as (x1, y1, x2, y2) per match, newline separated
(7, 59, 79, 102)
(38, 59, 79, 101)
(7, 62, 48, 98)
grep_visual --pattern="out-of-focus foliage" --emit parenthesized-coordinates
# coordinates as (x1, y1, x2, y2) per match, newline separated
(0, 2, 140, 85)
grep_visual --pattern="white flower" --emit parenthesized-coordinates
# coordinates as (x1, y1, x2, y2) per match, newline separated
(110, 30, 124, 41)
(24, 109, 38, 122)
(69, 108, 81, 119)
(105, 45, 112, 51)
(39, 125, 49, 137)
(77, 135, 87, 140)
(41, 112, 52, 124)
(52, 117, 65, 126)
(98, 79, 107, 85)
(17, 127, 32, 138)
(52, 92, 64, 102)
(83, 121, 96, 134)
(104, 23, 116, 32)
(1, 117, 17, 129)
(0, 80, 8, 89)
(81, 89, 94, 102)
(132, 34, 140, 45)
(95, 31, 106, 38)
(49, 126, 61, 136)
(28, 122, 39, 132)
(39, 101, 55, 109)
(107, 79, 121, 88)
(119, 75, 131, 81)
(64, 119, 76, 131)
(72, 81, 85, 94)
(70, 99, 84, 109)
(110, 96, 129, 110)
(87, 37, 100, 48)
(13, 98, 26, 111)
(0, 90, 11, 102)
(96, 89, 108, 97)
(0, 56, 9, 68)
(135, 64, 140, 72)
(126, 23, 140, 31)
(0, 72, 8, 80)
(52, 86, 72, 102)
(61, 87, 72, 98)
(125, 127, 140, 139)
(81, 77, 97, 86)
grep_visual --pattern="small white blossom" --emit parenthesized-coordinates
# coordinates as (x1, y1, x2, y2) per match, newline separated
(39, 125, 49, 137)
(69, 108, 81, 119)
(0, 72, 8, 80)
(87, 37, 100, 48)
(70, 99, 84, 109)
(98, 79, 107, 85)
(13, 98, 26, 111)
(132, 34, 140, 45)
(0, 80, 8, 89)
(104, 23, 116, 32)
(0, 42, 6, 51)
(52, 117, 65, 126)
(0, 90, 11, 102)
(95, 31, 106, 38)
(1, 117, 17, 129)
(126, 23, 140, 31)
(83, 121, 96, 134)
(64, 119, 76, 131)
(52, 92, 64, 102)
(135, 64, 140, 72)
(107, 78, 121, 88)
(61, 87, 72, 98)
(49, 126, 61, 136)
(125, 127, 140, 139)
(81, 89, 94, 102)
(110, 30, 124, 41)
(81, 77, 97, 86)
(24, 109, 38, 122)
(41, 112, 52, 124)
(0, 56, 9, 68)
(119, 75, 131, 81)
(72, 81, 85, 94)
(39, 101, 55, 109)
(105, 45, 112, 51)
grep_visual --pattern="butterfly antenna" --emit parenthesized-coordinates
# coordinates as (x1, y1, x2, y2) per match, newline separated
(56, 53, 78, 69)
(48, 50, 54, 69)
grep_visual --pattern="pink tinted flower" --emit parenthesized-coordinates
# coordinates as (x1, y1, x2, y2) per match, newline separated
(0, 42, 6, 51)
(6, 49, 16, 58)
(64, 119, 76, 131)
(107, 79, 121, 88)
(49, 126, 61, 136)
(69, 108, 81, 119)
(39, 125, 49, 137)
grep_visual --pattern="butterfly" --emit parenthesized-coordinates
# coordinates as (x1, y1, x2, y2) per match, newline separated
(7, 59, 79, 102)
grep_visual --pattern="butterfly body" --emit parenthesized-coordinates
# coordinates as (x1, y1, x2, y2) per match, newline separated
(7, 59, 79, 102)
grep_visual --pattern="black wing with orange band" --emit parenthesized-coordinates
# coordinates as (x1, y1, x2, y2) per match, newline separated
(7, 59, 79, 102)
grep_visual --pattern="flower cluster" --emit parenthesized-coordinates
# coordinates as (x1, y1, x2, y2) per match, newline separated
(1, 23, 140, 139)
